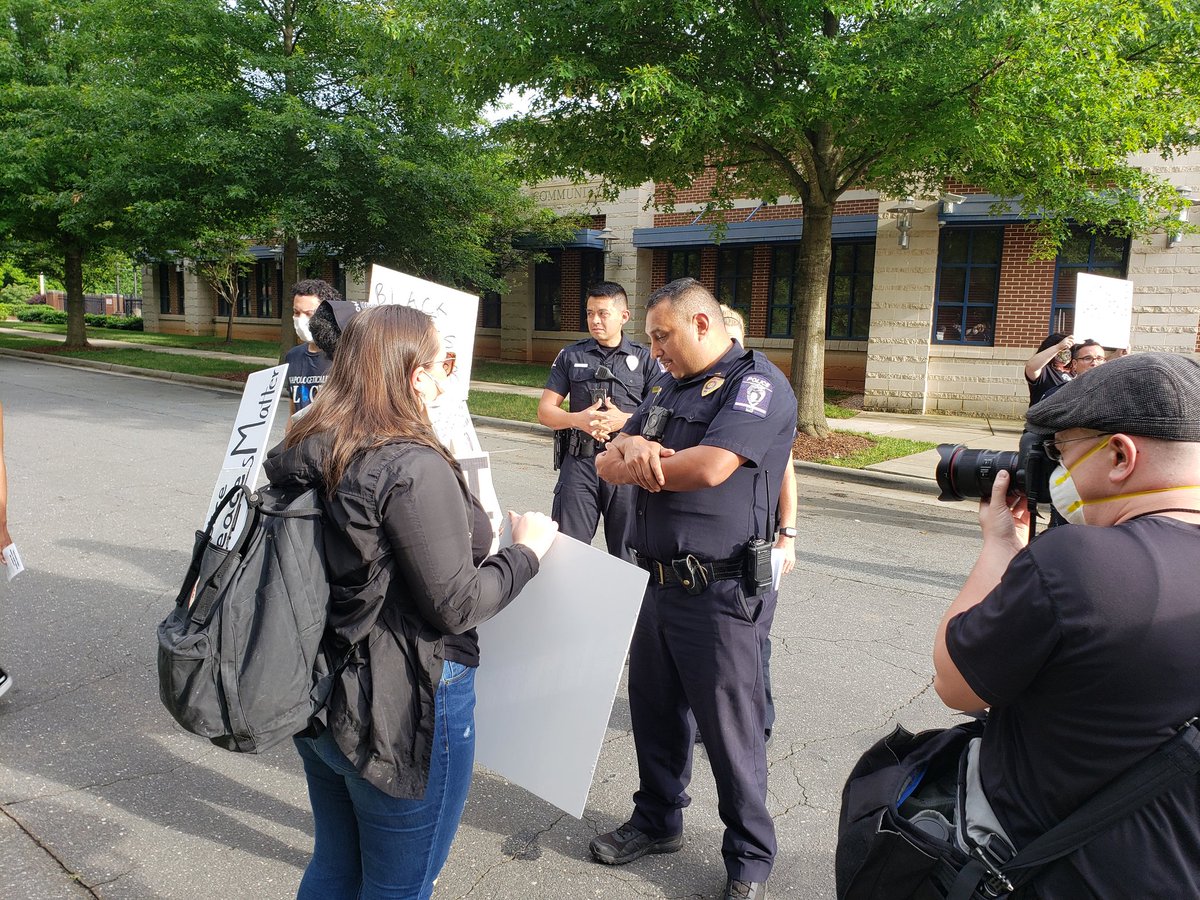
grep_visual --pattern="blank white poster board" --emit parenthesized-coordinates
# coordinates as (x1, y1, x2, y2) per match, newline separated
(1074, 273, 1133, 349)
(474, 535, 648, 818)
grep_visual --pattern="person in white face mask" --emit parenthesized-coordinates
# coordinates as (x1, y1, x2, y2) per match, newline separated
(929, 352, 1200, 898)
(285, 279, 343, 417)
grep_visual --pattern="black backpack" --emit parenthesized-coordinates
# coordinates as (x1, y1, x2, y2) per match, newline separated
(157, 483, 332, 753)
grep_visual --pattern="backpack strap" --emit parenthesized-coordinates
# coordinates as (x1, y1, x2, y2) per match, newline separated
(948, 721, 1200, 899)
(173, 484, 256, 608)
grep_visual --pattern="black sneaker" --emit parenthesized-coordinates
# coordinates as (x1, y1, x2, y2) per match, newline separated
(724, 878, 767, 900)
(0, 667, 11, 700)
(590, 822, 683, 865)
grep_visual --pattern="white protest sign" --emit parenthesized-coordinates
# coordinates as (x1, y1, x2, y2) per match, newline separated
(2, 543, 24, 581)
(368, 264, 478, 410)
(474, 535, 647, 818)
(1074, 273, 1133, 350)
(368, 265, 501, 545)
(203, 365, 288, 549)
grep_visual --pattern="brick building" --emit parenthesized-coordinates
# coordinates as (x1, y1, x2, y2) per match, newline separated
(140, 246, 367, 342)
(490, 152, 1200, 419)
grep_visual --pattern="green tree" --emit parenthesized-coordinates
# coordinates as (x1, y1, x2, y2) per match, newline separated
(214, 0, 575, 359)
(446, 0, 1200, 435)
(0, 0, 245, 347)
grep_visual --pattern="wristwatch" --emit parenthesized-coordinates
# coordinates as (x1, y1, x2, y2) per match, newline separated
(777, 526, 798, 538)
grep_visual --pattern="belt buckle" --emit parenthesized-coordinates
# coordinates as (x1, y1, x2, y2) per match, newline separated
(671, 555, 709, 595)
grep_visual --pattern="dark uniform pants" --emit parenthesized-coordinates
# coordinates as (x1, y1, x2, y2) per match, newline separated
(551, 452, 636, 562)
(628, 578, 778, 883)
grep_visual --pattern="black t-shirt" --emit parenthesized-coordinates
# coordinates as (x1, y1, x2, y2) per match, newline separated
(947, 517, 1200, 898)
(284, 343, 332, 411)
(1026, 365, 1070, 406)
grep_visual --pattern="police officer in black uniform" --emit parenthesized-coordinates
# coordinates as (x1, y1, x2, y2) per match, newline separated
(592, 278, 795, 900)
(537, 282, 654, 561)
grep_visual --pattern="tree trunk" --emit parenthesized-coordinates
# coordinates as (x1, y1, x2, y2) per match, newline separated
(63, 243, 89, 350)
(788, 204, 833, 438)
(277, 234, 300, 362)
(223, 278, 235, 344)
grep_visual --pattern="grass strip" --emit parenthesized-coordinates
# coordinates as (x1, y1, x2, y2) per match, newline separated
(0, 323, 278, 358)
(815, 433, 936, 469)
(470, 360, 548, 388)
(468, 390, 541, 423)
(0, 336, 258, 379)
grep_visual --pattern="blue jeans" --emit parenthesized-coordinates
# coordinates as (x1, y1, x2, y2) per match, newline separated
(294, 660, 477, 900)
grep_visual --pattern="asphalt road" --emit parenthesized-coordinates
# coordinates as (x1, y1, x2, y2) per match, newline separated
(0, 357, 984, 899)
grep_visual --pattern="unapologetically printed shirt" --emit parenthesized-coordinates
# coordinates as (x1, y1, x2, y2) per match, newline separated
(284, 343, 332, 412)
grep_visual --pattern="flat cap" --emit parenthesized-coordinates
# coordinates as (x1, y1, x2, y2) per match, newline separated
(1026, 352, 1200, 440)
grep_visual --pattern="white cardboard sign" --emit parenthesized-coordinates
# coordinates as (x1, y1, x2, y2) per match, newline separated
(367, 265, 501, 544)
(203, 365, 288, 549)
(1074, 273, 1133, 350)
(474, 535, 648, 818)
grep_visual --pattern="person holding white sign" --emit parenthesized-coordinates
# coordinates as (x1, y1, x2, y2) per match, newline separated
(0, 399, 14, 698)
(264, 304, 558, 900)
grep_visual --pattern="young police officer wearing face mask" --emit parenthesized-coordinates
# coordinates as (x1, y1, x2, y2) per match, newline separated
(285, 279, 343, 416)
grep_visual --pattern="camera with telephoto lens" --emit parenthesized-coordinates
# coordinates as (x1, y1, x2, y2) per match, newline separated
(935, 431, 1052, 505)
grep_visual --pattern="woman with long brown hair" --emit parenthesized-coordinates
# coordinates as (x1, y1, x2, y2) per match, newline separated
(265, 304, 557, 899)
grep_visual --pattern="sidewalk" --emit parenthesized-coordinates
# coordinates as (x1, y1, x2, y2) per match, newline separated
(0, 325, 1024, 494)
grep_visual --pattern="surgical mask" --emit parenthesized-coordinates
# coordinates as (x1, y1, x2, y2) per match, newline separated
(294, 315, 314, 344)
(1048, 436, 1111, 524)
(1050, 435, 1200, 524)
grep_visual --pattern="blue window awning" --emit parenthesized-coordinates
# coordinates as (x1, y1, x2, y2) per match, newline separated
(631, 214, 878, 248)
(938, 194, 1035, 225)
(515, 228, 606, 251)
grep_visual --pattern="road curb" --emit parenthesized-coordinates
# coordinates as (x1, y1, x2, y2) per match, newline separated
(0, 349, 941, 495)
(0, 347, 246, 393)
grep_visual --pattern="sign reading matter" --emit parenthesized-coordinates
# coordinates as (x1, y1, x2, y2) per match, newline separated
(369, 265, 501, 547)
(203, 364, 288, 549)
(1074, 273, 1133, 350)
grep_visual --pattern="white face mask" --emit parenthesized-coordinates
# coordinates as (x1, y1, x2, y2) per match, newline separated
(1049, 464, 1087, 525)
(294, 315, 314, 344)
(1048, 436, 1110, 525)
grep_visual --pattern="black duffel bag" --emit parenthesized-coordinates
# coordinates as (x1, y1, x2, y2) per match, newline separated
(836, 717, 1200, 900)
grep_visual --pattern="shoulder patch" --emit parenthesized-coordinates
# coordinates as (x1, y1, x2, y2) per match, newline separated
(733, 374, 773, 417)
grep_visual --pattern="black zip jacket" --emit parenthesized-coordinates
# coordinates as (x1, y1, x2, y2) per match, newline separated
(264, 434, 538, 798)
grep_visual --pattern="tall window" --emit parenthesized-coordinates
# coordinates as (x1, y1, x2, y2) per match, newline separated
(158, 263, 173, 314)
(1051, 227, 1129, 334)
(255, 259, 279, 318)
(534, 250, 562, 331)
(480, 290, 501, 329)
(717, 246, 754, 327)
(933, 228, 1002, 344)
(667, 248, 701, 281)
(578, 249, 605, 327)
(768, 246, 800, 337)
(216, 271, 250, 321)
(827, 241, 875, 340)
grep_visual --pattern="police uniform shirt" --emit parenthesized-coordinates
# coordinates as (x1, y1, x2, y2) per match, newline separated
(284, 343, 332, 412)
(623, 342, 797, 563)
(544, 336, 654, 415)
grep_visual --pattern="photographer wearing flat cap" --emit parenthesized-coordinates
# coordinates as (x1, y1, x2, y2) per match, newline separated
(933, 352, 1200, 897)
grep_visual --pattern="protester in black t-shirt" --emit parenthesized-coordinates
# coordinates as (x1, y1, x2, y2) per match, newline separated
(1024, 332, 1074, 406)
(285, 280, 341, 416)
(933, 353, 1200, 897)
